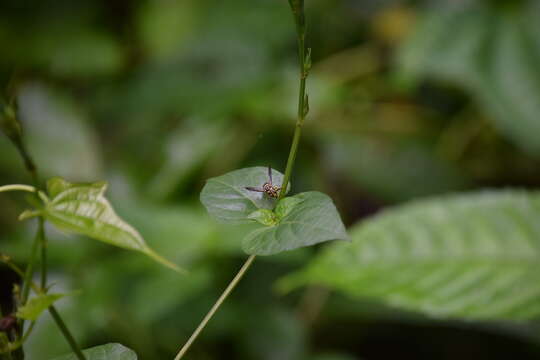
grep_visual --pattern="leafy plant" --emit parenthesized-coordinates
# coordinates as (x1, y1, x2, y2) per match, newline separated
(0, 88, 180, 359)
(173, 1, 348, 358)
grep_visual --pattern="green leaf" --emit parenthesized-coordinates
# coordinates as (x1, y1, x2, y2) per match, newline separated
(399, 1, 540, 155)
(42, 177, 184, 273)
(0, 84, 102, 180)
(247, 209, 278, 226)
(200, 167, 287, 224)
(280, 190, 540, 320)
(52, 343, 137, 360)
(243, 192, 348, 256)
(16, 293, 68, 321)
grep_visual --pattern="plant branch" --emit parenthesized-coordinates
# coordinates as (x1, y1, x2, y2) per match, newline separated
(0, 185, 36, 194)
(174, 255, 256, 360)
(279, 0, 310, 199)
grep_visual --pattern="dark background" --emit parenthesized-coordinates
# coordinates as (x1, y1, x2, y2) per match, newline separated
(1, 0, 540, 359)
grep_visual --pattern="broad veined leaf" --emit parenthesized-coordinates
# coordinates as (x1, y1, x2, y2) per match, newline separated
(399, 1, 540, 155)
(280, 190, 540, 320)
(243, 192, 349, 256)
(52, 343, 137, 360)
(38, 177, 183, 272)
(200, 167, 287, 224)
(16, 293, 68, 321)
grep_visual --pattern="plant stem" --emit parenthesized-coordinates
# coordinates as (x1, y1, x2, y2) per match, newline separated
(279, 0, 309, 199)
(0, 185, 36, 194)
(174, 255, 256, 360)
(48, 306, 85, 360)
(20, 233, 40, 304)
(37, 218, 46, 290)
(175, 2, 309, 359)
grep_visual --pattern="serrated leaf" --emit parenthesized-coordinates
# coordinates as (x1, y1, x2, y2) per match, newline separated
(243, 192, 348, 256)
(52, 343, 137, 360)
(200, 167, 287, 224)
(280, 190, 540, 320)
(42, 177, 184, 273)
(399, 1, 540, 155)
(16, 293, 68, 321)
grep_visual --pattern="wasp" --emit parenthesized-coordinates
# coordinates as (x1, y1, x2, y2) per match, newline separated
(245, 166, 281, 198)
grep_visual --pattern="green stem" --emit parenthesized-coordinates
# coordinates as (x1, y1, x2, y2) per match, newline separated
(279, 0, 309, 199)
(20, 232, 40, 304)
(0, 185, 36, 194)
(37, 218, 46, 290)
(48, 306, 85, 360)
(174, 255, 256, 360)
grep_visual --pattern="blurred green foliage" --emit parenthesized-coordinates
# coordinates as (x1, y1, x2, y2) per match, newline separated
(1, 0, 540, 359)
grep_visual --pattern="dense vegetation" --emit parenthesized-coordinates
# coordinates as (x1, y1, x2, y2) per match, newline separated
(1, 0, 540, 359)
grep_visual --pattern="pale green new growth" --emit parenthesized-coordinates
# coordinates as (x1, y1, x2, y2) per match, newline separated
(16, 293, 69, 321)
(247, 209, 278, 226)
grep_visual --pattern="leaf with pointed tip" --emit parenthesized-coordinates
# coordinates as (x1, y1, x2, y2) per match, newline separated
(200, 167, 287, 224)
(243, 192, 348, 256)
(16, 293, 69, 321)
(52, 343, 137, 360)
(280, 190, 540, 320)
(42, 177, 184, 273)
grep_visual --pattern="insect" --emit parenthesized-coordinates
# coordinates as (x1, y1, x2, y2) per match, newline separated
(245, 166, 281, 198)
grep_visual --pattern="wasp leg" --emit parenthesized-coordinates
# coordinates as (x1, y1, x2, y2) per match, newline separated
(245, 187, 265, 192)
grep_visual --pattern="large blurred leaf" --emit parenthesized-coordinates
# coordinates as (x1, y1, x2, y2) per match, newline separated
(324, 135, 468, 201)
(399, 1, 540, 155)
(281, 190, 540, 320)
(147, 119, 232, 200)
(0, 83, 102, 180)
(0, 19, 123, 77)
(52, 343, 137, 360)
(136, 0, 199, 61)
(200, 167, 286, 224)
(243, 192, 349, 255)
(40, 177, 183, 272)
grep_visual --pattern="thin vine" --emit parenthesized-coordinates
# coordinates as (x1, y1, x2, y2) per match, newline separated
(174, 1, 310, 358)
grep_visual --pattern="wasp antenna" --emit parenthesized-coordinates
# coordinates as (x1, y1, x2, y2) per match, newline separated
(267, 166, 273, 185)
